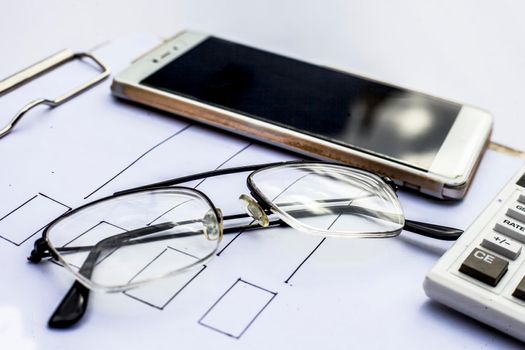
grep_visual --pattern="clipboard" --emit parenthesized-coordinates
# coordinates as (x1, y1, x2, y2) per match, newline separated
(0, 49, 110, 139)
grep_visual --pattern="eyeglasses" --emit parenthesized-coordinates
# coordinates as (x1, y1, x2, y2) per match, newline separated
(28, 161, 462, 329)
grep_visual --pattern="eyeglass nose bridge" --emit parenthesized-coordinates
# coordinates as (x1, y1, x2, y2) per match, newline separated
(203, 208, 224, 241)
(239, 194, 270, 227)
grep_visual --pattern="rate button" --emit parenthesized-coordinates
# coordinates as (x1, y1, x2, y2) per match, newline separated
(494, 217, 525, 243)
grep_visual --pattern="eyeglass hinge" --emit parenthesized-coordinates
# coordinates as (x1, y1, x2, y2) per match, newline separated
(28, 237, 53, 263)
(249, 190, 272, 211)
(382, 177, 400, 194)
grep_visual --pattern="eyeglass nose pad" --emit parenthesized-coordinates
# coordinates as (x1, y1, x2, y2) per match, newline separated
(239, 194, 270, 227)
(203, 208, 223, 241)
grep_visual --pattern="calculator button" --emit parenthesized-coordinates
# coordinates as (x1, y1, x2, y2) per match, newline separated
(518, 194, 525, 204)
(494, 217, 525, 243)
(481, 233, 521, 260)
(513, 276, 525, 301)
(507, 202, 525, 223)
(459, 248, 508, 286)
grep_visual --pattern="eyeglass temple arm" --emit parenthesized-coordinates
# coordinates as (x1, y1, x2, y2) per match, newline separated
(46, 222, 175, 328)
(114, 162, 289, 195)
(37, 199, 462, 266)
(113, 162, 399, 196)
(111, 160, 460, 240)
(273, 198, 463, 240)
(44, 202, 461, 263)
(403, 219, 462, 241)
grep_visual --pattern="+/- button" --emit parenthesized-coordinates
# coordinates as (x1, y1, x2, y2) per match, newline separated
(459, 248, 509, 286)
(481, 232, 521, 260)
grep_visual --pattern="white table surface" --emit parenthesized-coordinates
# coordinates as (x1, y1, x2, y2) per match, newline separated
(2, 1, 525, 348)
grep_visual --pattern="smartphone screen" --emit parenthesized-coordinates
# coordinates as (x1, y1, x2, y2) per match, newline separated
(140, 37, 462, 172)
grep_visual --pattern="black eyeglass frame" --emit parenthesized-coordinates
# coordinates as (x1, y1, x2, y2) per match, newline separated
(28, 160, 463, 329)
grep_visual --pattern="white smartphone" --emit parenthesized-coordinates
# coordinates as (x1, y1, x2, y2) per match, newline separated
(111, 31, 493, 199)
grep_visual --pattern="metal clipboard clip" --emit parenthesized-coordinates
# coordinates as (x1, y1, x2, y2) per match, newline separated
(0, 49, 111, 139)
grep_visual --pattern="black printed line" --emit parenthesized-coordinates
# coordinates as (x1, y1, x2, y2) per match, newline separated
(0, 195, 38, 222)
(159, 265, 206, 309)
(17, 223, 54, 246)
(216, 226, 250, 256)
(0, 193, 71, 247)
(147, 199, 193, 226)
(145, 143, 252, 226)
(62, 220, 126, 247)
(326, 199, 353, 231)
(199, 322, 236, 338)
(124, 292, 163, 310)
(104, 222, 129, 232)
(84, 124, 193, 199)
(122, 292, 162, 311)
(282, 197, 351, 283)
(38, 193, 71, 210)
(62, 221, 117, 246)
(126, 246, 199, 284)
(237, 290, 276, 338)
(0, 235, 19, 246)
(124, 258, 207, 310)
(127, 248, 168, 284)
(62, 221, 127, 268)
(166, 245, 200, 260)
(198, 278, 277, 339)
(198, 279, 240, 324)
(239, 278, 277, 295)
(284, 237, 326, 284)
(194, 142, 252, 188)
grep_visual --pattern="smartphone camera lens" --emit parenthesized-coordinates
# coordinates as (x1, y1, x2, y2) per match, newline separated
(152, 58, 159, 63)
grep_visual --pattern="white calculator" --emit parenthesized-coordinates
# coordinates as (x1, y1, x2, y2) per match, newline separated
(425, 163, 525, 342)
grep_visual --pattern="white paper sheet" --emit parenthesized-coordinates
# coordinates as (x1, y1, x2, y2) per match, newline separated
(1, 34, 524, 349)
